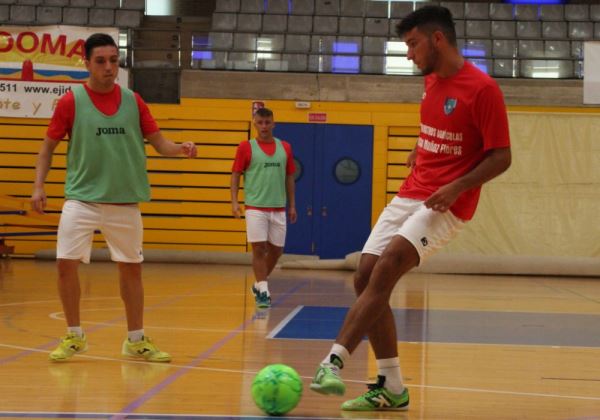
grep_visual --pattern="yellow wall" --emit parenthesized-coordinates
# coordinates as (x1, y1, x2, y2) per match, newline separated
(2, 99, 599, 258)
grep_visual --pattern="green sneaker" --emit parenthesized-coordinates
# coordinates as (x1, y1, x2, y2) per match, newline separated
(252, 285, 271, 308)
(49, 333, 88, 362)
(310, 355, 346, 396)
(341, 375, 409, 411)
(122, 336, 171, 363)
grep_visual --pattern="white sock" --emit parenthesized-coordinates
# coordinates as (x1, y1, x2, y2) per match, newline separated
(322, 343, 350, 367)
(377, 357, 404, 395)
(67, 326, 83, 337)
(128, 329, 144, 342)
(255, 281, 269, 295)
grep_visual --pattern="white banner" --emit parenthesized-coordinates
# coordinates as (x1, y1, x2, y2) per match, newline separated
(583, 41, 600, 105)
(0, 25, 127, 118)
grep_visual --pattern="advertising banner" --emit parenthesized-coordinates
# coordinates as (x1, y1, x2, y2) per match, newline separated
(0, 26, 127, 118)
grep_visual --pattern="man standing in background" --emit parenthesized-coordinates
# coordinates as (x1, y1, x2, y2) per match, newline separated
(231, 107, 297, 308)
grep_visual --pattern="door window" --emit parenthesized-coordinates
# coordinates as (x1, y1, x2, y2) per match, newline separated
(334, 158, 360, 185)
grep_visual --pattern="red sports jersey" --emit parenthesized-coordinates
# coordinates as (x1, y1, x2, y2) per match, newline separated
(232, 138, 296, 211)
(46, 84, 159, 141)
(398, 60, 511, 221)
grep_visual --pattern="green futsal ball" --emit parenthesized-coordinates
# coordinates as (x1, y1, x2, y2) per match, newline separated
(251, 364, 303, 416)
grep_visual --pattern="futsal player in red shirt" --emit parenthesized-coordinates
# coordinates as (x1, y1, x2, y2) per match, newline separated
(310, 6, 512, 411)
(231, 108, 297, 308)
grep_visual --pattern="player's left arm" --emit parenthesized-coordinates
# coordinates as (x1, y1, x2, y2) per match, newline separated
(146, 130, 197, 158)
(425, 83, 511, 212)
(286, 174, 297, 224)
(284, 141, 297, 223)
(425, 147, 511, 212)
(135, 93, 197, 158)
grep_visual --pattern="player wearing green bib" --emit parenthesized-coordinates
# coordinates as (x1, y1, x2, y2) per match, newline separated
(231, 108, 297, 308)
(31, 33, 197, 363)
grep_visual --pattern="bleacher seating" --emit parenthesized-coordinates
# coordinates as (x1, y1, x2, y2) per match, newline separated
(365, 1, 386, 18)
(465, 2, 489, 20)
(0, 0, 144, 27)
(199, 0, 600, 79)
(489, 3, 512, 20)
(546, 40, 570, 59)
(263, 14, 287, 32)
(491, 21, 515, 38)
(339, 16, 363, 35)
(540, 5, 564, 21)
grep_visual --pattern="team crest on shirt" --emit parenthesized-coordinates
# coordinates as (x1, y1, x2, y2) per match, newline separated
(443, 98, 458, 115)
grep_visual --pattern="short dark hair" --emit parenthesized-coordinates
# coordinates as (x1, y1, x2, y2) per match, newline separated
(396, 5, 457, 47)
(254, 107, 274, 118)
(84, 33, 118, 60)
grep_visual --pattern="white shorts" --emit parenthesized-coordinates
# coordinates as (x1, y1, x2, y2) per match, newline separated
(362, 196, 466, 265)
(57, 200, 144, 264)
(245, 209, 286, 247)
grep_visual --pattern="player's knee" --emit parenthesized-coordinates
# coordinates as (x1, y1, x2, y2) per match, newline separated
(252, 242, 268, 255)
(56, 258, 78, 277)
(269, 245, 283, 258)
(354, 255, 377, 295)
(353, 267, 370, 295)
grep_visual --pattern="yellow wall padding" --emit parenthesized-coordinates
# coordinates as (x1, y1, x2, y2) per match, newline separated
(3, 100, 600, 263)
(443, 112, 600, 258)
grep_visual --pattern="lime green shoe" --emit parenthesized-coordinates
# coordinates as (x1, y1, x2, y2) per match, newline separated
(310, 355, 346, 396)
(49, 333, 88, 362)
(122, 336, 171, 363)
(341, 375, 409, 411)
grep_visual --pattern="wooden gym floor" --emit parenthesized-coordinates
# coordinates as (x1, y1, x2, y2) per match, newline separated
(0, 259, 599, 419)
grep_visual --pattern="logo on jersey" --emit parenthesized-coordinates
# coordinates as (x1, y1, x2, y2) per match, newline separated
(443, 98, 458, 115)
(96, 127, 126, 136)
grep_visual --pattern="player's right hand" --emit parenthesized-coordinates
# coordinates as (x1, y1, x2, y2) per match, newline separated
(31, 187, 47, 214)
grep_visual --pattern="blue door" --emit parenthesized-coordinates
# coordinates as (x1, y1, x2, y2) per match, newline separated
(274, 123, 373, 259)
(317, 125, 373, 259)
(272, 123, 317, 256)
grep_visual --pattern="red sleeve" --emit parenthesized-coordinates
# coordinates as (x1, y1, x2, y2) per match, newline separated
(475, 83, 511, 151)
(282, 141, 296, 175)
(232, 141, 252, 172)
(46, 91, 74, 140)
(134, 92, 160, 137)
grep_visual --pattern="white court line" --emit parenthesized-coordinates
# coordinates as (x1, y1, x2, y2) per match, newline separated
(0, 341, 599, 403)
(266, 305, 304, 339)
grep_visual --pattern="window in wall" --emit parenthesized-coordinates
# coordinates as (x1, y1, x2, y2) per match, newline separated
(191, 34, 212, 63)
(332, 41, 360, 73)
(462, 44, 489, 74)
(118, 30, 130, 67)
(385, 41, 415, 75)
(522, 60, 572, 78)
(146, 0, 210, 16)
(257, 38, 273, 60)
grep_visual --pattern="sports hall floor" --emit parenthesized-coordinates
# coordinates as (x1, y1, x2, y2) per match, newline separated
(0, 259, 599, 419)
